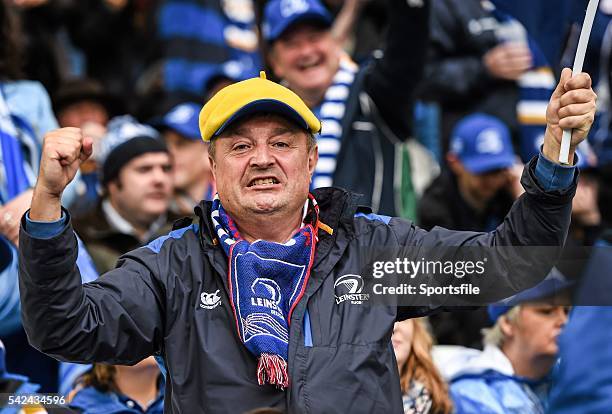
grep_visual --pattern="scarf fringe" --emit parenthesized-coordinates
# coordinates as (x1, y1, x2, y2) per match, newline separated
(257, 353, 289, 389)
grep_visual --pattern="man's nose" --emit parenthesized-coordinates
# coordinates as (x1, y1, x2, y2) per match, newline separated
(295, 39, 317, 59)
(152, 166, 171, 184)
(249, 145, 275, 168)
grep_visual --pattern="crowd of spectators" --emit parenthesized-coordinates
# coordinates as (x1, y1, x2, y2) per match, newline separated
(0, 0, 611, 413)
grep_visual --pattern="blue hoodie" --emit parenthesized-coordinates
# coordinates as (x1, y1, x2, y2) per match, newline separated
(438, 345, 549, 414)
(69, 385, 164, 414)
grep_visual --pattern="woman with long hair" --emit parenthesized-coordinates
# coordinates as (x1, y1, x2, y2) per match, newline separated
(69, 357, 163, 413)
(393, 318, 453, 414)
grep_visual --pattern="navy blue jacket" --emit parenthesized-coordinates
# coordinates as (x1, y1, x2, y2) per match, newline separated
(19, 159, 575, 413)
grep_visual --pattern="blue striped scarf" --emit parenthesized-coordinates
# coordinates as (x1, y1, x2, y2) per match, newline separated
(210, 194, 319, 388)
(311, 57, 358, 189)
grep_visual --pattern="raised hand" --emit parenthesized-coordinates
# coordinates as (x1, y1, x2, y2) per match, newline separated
(543, 68, 597, 165)
(30, 128, 93, 222)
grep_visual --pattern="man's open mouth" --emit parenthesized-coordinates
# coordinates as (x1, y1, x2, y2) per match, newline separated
(297, 57, 323, 71)
(248, 177, 280, 187)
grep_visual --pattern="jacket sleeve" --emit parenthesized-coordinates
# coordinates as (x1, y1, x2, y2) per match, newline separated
(391, 157, 576, 318)
(18, 212, 165, 365)
(419, 0, 499, 105)
(363, 0, 430, 138)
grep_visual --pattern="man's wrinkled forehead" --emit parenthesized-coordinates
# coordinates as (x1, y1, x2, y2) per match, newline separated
(216, 113, 306, 139)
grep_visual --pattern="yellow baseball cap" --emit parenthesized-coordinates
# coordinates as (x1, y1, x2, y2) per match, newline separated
(199, 71, 321, 142)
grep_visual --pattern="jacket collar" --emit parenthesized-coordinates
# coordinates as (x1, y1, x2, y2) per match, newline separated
(102, 199, 167, 243)
(78, 199, 167, 243)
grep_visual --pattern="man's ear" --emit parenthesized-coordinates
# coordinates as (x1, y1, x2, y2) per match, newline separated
(209, 154, 217, 181)
(447, 153, 464, 176)
(308, 145, 319, 179)
(106, 179, 120, 201)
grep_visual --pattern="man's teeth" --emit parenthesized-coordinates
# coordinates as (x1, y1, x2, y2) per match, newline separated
(252, 178, 277, 186)
(300, 61, 319, 69)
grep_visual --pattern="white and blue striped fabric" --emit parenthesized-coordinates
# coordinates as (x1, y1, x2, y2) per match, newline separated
(0, 87, 40, 204)
(311, 59, 358, 189)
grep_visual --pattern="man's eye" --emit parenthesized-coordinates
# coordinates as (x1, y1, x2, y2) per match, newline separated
(273, 142, 289, 148)
(233, 144, 250, 151)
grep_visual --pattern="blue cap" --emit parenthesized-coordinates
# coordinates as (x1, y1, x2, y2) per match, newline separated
(263, 0, 332, 42)
(450, 114, 516, 174)
(152, 102, 202, 141)
(488, 268, 573, 323)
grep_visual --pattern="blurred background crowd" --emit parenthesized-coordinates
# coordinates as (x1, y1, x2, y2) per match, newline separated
(1, 0, 611, 413)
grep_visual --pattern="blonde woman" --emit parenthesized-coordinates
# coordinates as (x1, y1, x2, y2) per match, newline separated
(393, 318, 453, 414)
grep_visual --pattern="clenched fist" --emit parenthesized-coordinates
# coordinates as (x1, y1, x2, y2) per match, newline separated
(30, 128, 93, 222)
(543, 68, 597, 165)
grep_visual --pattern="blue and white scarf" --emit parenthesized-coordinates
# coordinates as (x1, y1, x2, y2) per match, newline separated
(491, 5, 556, 161)
(0, 87, 40, 204)
(210, 194, 319, 388)
(311, 57, 358, 189)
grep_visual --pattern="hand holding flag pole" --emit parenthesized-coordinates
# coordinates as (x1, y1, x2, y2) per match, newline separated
(559, 0, 600, 164)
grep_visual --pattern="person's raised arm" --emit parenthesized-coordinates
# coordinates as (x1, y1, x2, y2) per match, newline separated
(331, 0, 368, 48)
(19, 127, 164, 364)
(364, 0, 430, 138)
(29, 127, 92, 222)
(542, 68, 596, 165)
(421, 0, 530, 105)
(392, 71, 595, 318)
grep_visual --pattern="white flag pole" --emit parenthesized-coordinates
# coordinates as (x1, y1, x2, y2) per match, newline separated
(559, 0, 600, 164)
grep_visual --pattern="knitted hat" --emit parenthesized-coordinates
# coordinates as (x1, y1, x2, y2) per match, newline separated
(97, 115, 168, 185)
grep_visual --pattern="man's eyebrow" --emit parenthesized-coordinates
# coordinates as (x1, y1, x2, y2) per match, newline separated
(228, 127, 296, 138)
(226, 128, 252, 138)
(224, 123, 300, 139)
(271, 127, 297, 136)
